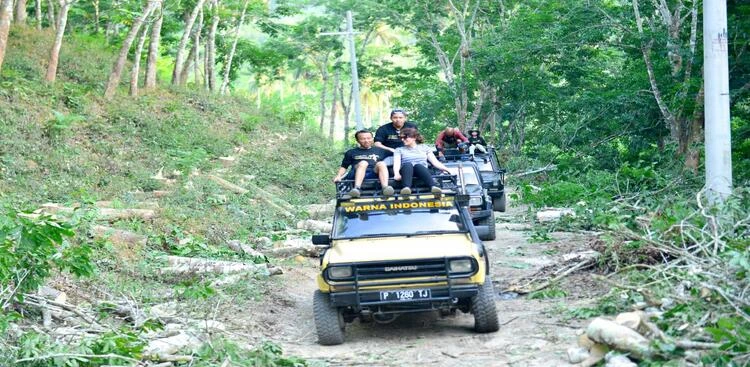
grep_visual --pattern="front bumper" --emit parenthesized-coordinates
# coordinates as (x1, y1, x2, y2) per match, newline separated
(329, 284, 480, 309)
(469, 208, 492, 220)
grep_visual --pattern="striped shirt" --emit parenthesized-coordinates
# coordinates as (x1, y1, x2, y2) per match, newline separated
(395, 144, 433, 167)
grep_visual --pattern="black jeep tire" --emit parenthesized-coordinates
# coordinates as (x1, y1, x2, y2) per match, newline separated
(493, 192, 506, 212)
(478, 210, 496, 241)
(313, 290, 345, 345)
(471, 278, 500, 333)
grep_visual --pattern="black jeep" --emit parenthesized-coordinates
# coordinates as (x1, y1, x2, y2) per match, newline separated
(443, 161, 496, 241)
(442, 147, 506, 212)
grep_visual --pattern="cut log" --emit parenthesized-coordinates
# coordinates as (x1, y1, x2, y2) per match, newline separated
(536, 208, 575, 222)
(161, 256, 271, 275)
(296, 219, 332, 233)
(208, 175, 249, 194)
(268, 238, 320, 258)
(245, 182, 295, 211)
(91, 225, 148, 250)
(218, 156, 236, 167)
(38, 204, 156, 221)
(305, 203, 335, 220)
(586, 318, 651, 359)
(208, 175, 293, 217)
(144, 332, 202, 355)
(226, 240, 265, 258)
(94, 201, 159, 209)
(614, 311, 644, 331)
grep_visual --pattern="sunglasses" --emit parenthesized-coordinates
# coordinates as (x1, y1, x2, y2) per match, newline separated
(400, 135, 412, 140)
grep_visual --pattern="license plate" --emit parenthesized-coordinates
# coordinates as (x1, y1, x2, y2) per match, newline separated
(379, 289, 431, 302)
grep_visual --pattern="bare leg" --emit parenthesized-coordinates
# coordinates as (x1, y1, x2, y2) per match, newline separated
(375, 162, 389, 188)
(354, 161, 369, 188)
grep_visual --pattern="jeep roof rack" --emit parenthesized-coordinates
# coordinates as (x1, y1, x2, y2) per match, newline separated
(335, 174, 460, 200)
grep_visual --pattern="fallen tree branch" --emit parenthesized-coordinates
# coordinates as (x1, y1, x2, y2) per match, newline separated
(508, 257, 596, 294)
(674, 340, 721, 350)
(144, 354, 194, 363)
(15, 353, 139, 364)
(246, 182, 295, 212)
(207, 175, 293, 217)
(161, 256, 275, 275)
(508, 164, 557, 178)
(208, 175, 249, 195)
(24, 294, 103, 328)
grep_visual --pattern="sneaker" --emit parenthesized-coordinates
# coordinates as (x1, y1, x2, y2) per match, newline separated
(431, 186, 443, 195)
(383, 186, 395, 197)
(349, 188, 361, 198)
(400, 187, 412, 195)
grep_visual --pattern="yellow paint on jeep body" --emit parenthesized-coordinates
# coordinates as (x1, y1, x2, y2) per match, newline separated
(316, 233, 486, 292)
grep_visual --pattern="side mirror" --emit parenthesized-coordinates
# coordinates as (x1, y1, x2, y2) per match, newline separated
(311, 234, 331, 246)
(449, 214, 460, 223)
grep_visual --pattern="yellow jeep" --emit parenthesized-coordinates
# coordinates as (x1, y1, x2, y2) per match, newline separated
(311, 178, 499, 345)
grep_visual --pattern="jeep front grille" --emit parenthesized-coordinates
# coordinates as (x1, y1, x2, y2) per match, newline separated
(357, 259, 448, 280)
(324, 257, 477, 286)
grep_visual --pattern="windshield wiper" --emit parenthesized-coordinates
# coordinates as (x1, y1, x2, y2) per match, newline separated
(334, 233, 413, 240)
(410, 230, 464, 236)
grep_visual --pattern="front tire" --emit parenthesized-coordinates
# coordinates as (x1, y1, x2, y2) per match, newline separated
(478, 210, 496, 241)
(492, 192, 506, 212)
(313, 290, 345, 345)
(471, 278, 499, 333)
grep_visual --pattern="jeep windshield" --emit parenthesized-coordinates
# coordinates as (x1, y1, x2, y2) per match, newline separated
(445, 166, 480, 185)
(333, 199, 466, 239)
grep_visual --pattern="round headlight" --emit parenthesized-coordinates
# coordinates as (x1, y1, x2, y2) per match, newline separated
(328, 266, 353, 279)
(449, 259, 473, 273)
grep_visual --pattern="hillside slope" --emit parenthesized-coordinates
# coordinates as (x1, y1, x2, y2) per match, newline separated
(1, 27, 339, 236)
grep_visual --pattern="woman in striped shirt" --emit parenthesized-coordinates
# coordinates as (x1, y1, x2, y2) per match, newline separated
(393, 127, 451, 195)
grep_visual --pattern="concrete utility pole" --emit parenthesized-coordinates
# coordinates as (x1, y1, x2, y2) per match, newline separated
(319, 11, 364, 131)
(703, 0, 733, 203)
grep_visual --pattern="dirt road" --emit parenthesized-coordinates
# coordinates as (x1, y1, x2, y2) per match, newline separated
(236, 206, 601, 366)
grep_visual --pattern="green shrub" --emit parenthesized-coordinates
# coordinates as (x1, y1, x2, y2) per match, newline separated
(0, 209, 95, 331)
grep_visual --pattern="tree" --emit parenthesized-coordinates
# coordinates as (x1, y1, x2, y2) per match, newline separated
(205, 0, 219, 91)
(632, 0, 702, 167)
(129, 23, 150, 96)
(0, 0, 12, 75)
(144, 1, 163, 89)
(103, 0, 160, 98)
(45, 0, 74, 83)
(220, 0, 250, 94)
(14, 0, 27, 23)
(171, 0, 207, 85)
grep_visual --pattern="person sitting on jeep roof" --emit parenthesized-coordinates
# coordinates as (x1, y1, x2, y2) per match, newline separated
(436, 127, 469, 157)
(467, 129, 488, 156)
(393, 127, 451, 195)
(374, 109, 417, 159)
(333, 130, 394, 198)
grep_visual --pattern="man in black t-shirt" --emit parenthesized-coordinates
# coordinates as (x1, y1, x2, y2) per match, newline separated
(374, 109, 417, 160)
(333, 130, 394, 197)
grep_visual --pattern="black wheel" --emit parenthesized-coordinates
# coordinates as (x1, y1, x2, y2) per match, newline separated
(478, 211, 496, 241)
(471, 277, 499, 333)
(492, 192, 506, 212)
(313, 290, 345, 345)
